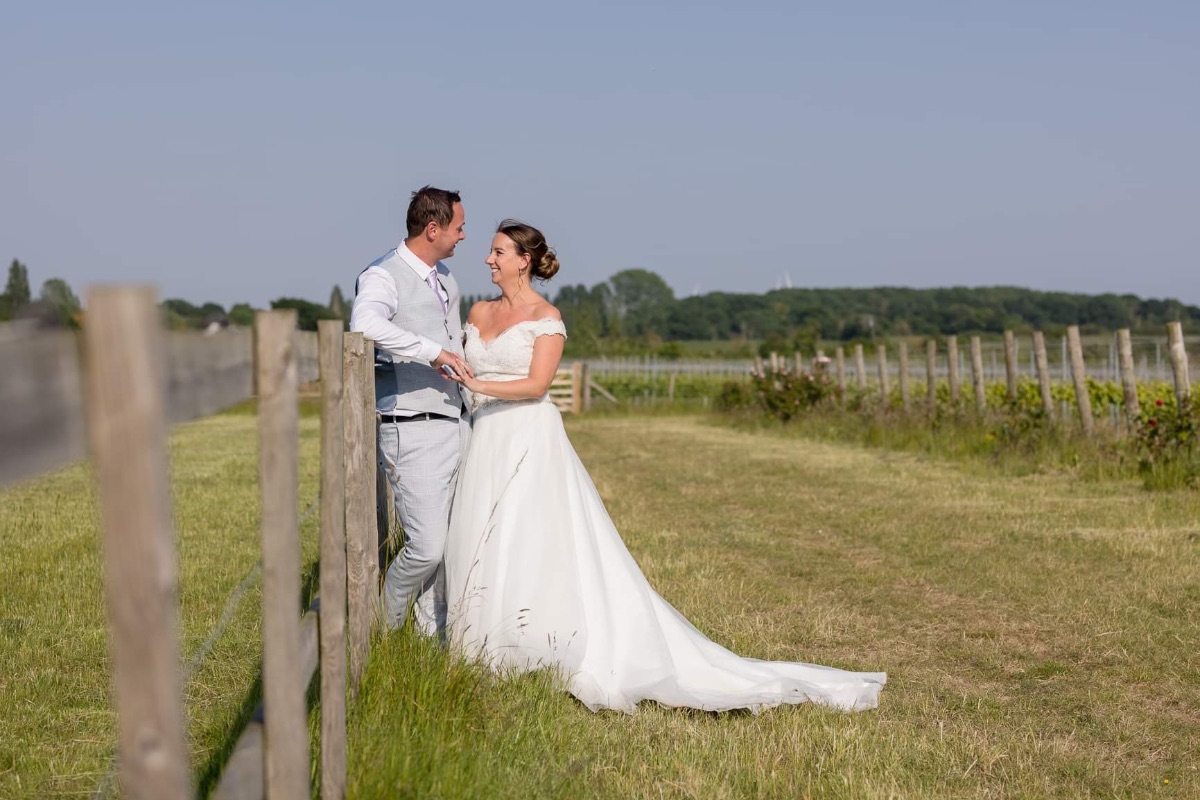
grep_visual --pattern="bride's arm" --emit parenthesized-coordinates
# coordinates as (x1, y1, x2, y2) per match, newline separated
(457, 334, 565, 401)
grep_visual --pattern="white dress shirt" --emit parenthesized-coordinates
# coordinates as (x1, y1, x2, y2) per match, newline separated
(350, 243, 449, 364)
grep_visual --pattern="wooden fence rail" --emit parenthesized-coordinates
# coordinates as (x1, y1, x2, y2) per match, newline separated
(0, 291, 374, 800)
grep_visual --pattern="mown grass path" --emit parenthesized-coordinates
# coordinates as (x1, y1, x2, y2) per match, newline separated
(2, 412, 1198, 798)
(350, 415, 1200, 799)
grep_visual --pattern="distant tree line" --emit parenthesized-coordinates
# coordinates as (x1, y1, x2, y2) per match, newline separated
(9, 259, 1197, 350)
(159, 285, 350, 331)
(466, 269, 1199, 356)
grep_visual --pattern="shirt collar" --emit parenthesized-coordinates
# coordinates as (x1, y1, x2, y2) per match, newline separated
(397, 242, 438, 279)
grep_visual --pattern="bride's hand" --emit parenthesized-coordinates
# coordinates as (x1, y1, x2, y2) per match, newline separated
(446, 368, 481, 393)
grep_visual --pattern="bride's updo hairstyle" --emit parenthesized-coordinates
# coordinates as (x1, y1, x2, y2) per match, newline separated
(497, 219, 560, 281)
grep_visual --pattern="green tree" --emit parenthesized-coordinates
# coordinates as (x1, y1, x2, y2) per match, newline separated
(270, 297, 340, 331)
(3, 259, 31, 320)
(39, 278, 81, 328)
(607, 269, 675, 338)
(329, 285, 348, 321)
(228, 303, 256, 326)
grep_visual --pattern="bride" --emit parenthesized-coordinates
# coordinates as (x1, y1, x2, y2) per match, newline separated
(442, 220, 885, 713)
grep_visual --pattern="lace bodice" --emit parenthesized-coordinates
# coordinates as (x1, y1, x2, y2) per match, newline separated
(463, 318, 567, 411)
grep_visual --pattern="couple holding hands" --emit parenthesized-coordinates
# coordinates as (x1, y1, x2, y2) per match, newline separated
(350, 186, 885, 713)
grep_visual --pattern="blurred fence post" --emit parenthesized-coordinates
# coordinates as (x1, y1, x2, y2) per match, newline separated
(876, 345, 890, 403)
(898, 341, 910, 412)
(947, 336, 961, 406)
(83, 286, 192, 800)
(970, 336, 986, 415)
(1168, 322, 1191, 406)
(1033, 331, 1055, 421)
(835, 347, 846, 399)
(1067, 325, 1095, 436)
(854, 344, 867, 391)
(255, 309, 310, 800)
(1003, 330, 1018, 401)
(925, 340, 937, 413)
(1117, 328, 1140, 428)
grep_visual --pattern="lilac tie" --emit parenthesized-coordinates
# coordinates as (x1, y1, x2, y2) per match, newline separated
(426, 270, 448, 314)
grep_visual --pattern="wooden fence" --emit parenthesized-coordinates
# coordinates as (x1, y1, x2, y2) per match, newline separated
(0, 289, 386, 799)
(573, 332, 1200, 386)
(756, 324, 1193, 434)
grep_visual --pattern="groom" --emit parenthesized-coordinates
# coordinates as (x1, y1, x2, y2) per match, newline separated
(350, 185, 472, 633)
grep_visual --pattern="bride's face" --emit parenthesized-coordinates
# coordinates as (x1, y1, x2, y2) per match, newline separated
(485, 233, 531, 286)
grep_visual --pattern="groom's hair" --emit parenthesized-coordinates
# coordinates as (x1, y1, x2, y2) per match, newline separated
(406, 186, 462, 238)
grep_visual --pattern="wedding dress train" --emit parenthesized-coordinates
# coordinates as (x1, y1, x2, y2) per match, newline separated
(443, 318, 885, 713)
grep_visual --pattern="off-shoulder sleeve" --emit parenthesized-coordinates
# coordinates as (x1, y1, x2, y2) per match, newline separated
(527, 318, 567, 340)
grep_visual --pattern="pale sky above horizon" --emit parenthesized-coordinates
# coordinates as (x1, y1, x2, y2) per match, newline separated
(3, 2, 1198, 310)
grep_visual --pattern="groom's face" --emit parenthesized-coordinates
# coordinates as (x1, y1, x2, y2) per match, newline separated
(432, 202, 466, 261)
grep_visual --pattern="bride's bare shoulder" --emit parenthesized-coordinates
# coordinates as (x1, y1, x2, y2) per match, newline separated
(467, 298, 499, 326)
(530, 300, 561, 322)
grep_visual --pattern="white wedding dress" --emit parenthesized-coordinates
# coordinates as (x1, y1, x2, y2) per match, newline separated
(443, 318, 886, 713)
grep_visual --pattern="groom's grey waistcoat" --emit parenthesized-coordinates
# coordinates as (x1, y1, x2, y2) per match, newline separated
(362, 250, 466, 417)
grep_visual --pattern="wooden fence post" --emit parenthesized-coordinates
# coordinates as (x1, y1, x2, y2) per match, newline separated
(1067, 325, 1095, 435)
(318, 321, 347, 800)
(876, 345, 890, 403)
(1168, 322, 1191, 406)
(580, 362, 592, 412)
(834, 347, 846, 398)
(361, 341, 380, 601)
(854, 344, 867, 390)
(898, 341, 910, 412)
(1117, 328, 1140, 427)
(82, 287, 192, 800)
(572, 361, 584, 413)
(947, 336, 961, 405)
(970, 336, 986, 415)
(343, 333, 370, 693)
(255, 310, 310, 800)
(1032, 331, 1054, 420)
(1003, 330, 1018, 400)
(926, 340, 937, 412)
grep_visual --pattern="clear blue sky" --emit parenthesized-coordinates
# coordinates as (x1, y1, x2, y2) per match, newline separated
(3, 1, 1198, 309)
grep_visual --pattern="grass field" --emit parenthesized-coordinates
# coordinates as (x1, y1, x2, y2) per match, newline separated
(0, 409, 322, 798)
(349, 415, 1200, 799)
(3, 410, 1200, 797)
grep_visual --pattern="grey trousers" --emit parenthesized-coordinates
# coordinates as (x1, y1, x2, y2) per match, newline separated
(377, 414, 470, 633)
